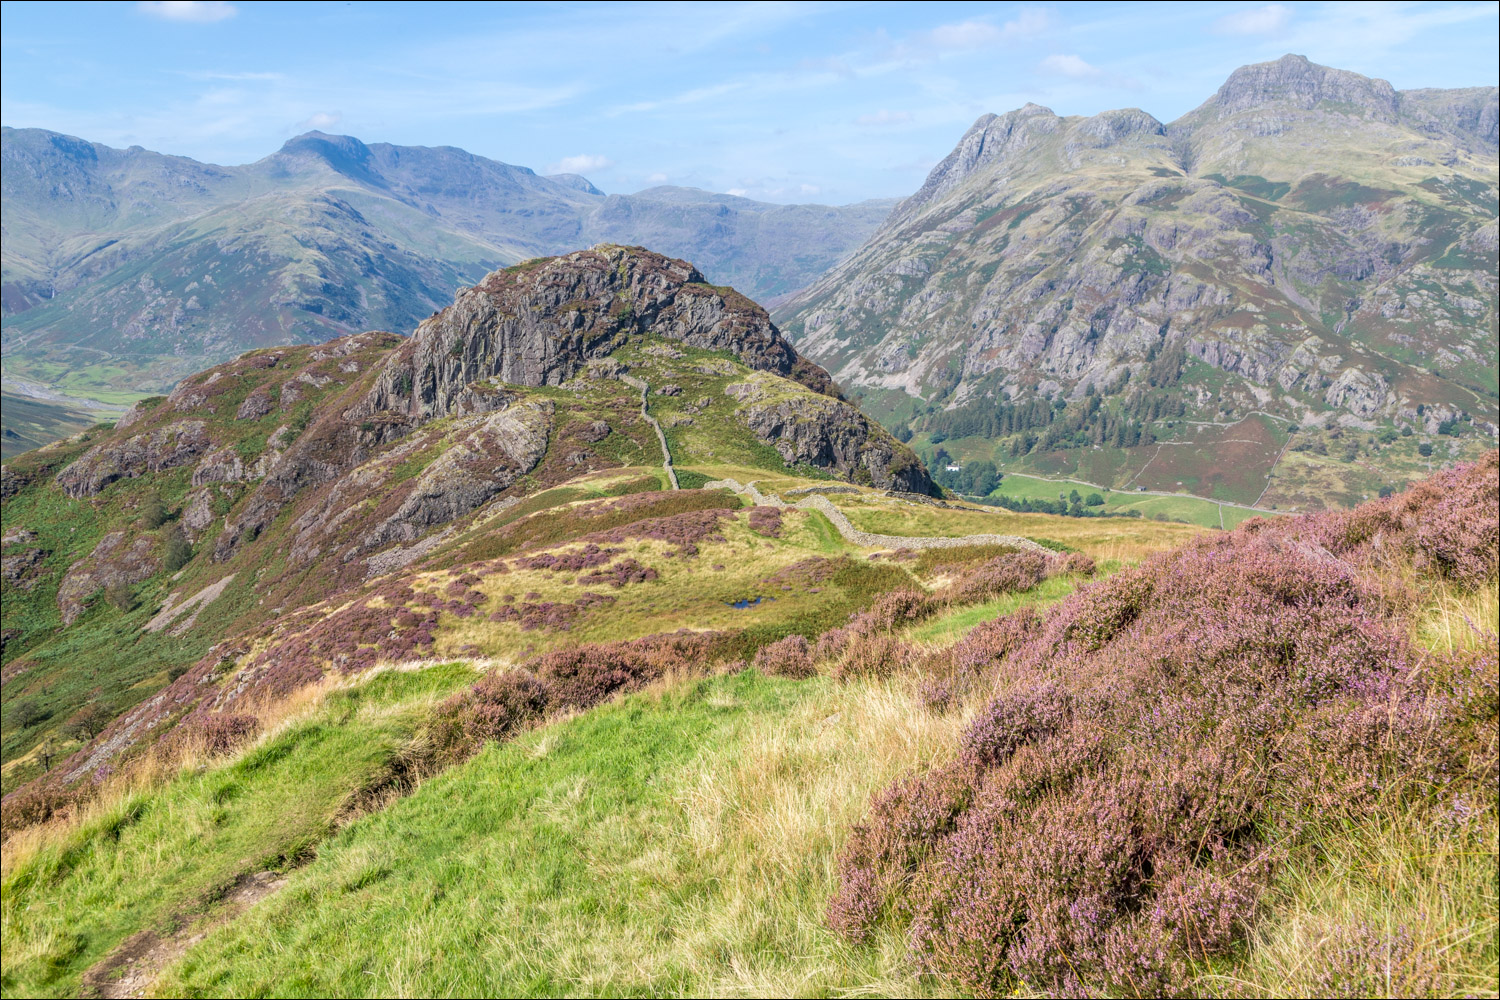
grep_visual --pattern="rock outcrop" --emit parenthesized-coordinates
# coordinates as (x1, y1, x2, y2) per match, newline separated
(56, 421, 209, 498)
(728, 375, 933, 492)
(359, 245, 815, 421)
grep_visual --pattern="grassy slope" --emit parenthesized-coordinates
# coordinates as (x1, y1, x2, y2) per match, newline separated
(158, 670, 951, 998)
(2, 489, 1492, 998)
(0, 664, 478, 998)
(0, 392, 116, 460)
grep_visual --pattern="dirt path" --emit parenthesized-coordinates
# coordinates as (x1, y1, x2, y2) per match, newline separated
(705, 478, 1049, 554)
(620, 375, 678, 490)
(78, 871, 286, 999)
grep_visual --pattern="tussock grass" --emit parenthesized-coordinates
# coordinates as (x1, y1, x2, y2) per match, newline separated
(1215, 808, 1499, 999)
(0, 663, 476, 998)
(154, 670, 975, 997)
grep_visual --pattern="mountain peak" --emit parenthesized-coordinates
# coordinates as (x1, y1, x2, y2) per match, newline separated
(1208, 53, 1398, 119)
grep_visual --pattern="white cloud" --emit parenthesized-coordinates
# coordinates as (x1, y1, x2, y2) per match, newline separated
(297, 111, 342, 131)
(1212, 4, 1292, 36)
(726, 188, 748, 197)
(926, 10, 1050, 50)
(1039, 54, 1102, 78)
(137, 1, 237, 23)
(547, 153, 613, 175)
(799, 183, 820, 196)
(646, 172, 669, 184)
(856, 109, 912, 126)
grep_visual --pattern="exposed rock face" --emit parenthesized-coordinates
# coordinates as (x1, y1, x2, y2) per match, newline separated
(210, 247, 929, 560)
(181, 488, 217, 539)
(778, 54, 1498, 447)
(727, 375, 934, 493)
(359, 245, 811, 421)
(358, 399, 554, 551)
(55, 421, 209, 498)
(57, 531, 159, 624)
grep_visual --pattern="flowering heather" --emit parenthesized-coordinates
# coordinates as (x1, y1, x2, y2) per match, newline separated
(747, 506, 783, 538)
(527, 631, 725, 709)
(1303, 923, 1440, 999)
(583, 507, 735, 557)
(512, 544, 623, 573)
(431, 669, 552, 749)
(576, 558, 659, 589)
(829, 457, 1500, 997)
(752, 634, 816, 678)
(160, 712, 260, 758)
(936, 551, 1049, 605)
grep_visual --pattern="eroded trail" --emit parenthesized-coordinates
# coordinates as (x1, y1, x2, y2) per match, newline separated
(704, 478, 1049, 553)
(79, 872, 286, 999)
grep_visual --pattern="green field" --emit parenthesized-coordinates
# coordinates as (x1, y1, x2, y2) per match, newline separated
(978, 471, 1274, 529)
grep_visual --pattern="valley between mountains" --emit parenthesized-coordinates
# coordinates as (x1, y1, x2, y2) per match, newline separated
(0, 52, 1496, 1000)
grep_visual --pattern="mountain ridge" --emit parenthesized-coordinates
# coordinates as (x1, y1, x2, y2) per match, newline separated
(776, 54, 1498, 510)
(0, 126, 894, 417)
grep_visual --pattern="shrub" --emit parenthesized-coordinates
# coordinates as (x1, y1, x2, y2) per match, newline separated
(138, 493, 168, 530)
(831, 634, 911, 680)
(939, 551, 1049, 605)
(431, 669, 552, 754)
(747, 506, 783, 538)
(104, 579, 135, 612)
(63, 703, 112, 742)
(827, 455, 1500, 996)
(162, 525, 193, 572)
(752, 634, 815, 678)
(159, 713, 260, 760)
(0, 784, 88, 838)
(7, 699, 50, 730)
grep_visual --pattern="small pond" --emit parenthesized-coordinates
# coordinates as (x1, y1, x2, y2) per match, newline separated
(725, 596, 776, 609)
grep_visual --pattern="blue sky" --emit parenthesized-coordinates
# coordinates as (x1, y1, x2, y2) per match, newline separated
(2, 1, 1496, 203)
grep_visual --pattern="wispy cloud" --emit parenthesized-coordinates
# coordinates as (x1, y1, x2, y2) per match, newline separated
(856, 109, 912, 126)
(181, 70, 284, 81)
(137, 1, 237, 23)
(1038, 54, 1102, 79)
(547, 153, 613, 175)
(1211, 4, 1292, 36)
(924, 10, 1050, 51)
(297, 111, 342, 131)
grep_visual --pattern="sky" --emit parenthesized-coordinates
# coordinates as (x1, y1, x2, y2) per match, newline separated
(2, 1, 1496, 204)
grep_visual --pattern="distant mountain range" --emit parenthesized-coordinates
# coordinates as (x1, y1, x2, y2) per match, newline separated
(776, 55, 1497, 509)
(1, 127, 893, 404)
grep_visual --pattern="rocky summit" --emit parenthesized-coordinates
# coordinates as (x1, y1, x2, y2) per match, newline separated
(1, 243, 932, 701)
(777, 55, 1498, 508)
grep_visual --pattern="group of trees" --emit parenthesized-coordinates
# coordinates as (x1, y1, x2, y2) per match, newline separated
(975, 489, 1134, 519)
(930, 457, 999, 496)
(917, 385, 1171, 459)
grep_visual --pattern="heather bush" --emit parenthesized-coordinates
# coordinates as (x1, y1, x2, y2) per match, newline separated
(1303, 923, 1441, 999)
(0, 785, 89, 839)
(160, 713, 260, 759)
(938, 551, 1048, 605)
(828, 457, 1500, 997)
(430, 669, 552, 754)
(530, 631, 723, 709)
(752, 634, 815, 678)
(831, 634, 911, 680)
(747, 506, 783, 538)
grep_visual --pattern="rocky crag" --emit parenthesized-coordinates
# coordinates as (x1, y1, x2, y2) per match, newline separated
(1, 245, 934, 787)
(777, 55, 1498, 505)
